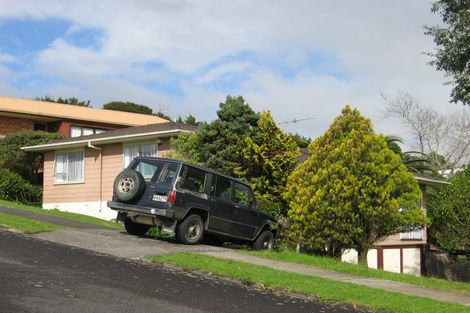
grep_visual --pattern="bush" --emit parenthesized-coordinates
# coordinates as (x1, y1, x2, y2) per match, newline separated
(0, 167, 42, 205)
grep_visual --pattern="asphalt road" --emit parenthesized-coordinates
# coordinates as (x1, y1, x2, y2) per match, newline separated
(0, 229, 359, 313)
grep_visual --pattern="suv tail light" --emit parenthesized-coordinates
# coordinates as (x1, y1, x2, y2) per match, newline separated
(167, 191, 176, 204)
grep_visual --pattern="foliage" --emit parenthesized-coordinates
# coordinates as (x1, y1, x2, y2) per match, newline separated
(165, 132, 201, 163)
(289, 133, 311, 148)
(0, 167, 42, 205)
(35, 96, 91, 107)
(385, 135, 435, 175)
(235, 111, 300, 216)
(0, 130, 64, 185)
(285, 106, 426, 263)
(425, 0, 470, 104)
(383, 91, 470, 174)
(103, 101, 171, 120)
(176, 114, 200, 126)
(428, 166, 470, 253)
(197, 95, 259, 175)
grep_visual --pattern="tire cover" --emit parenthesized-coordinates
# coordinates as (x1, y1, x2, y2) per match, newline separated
(113, 169, 146, 203)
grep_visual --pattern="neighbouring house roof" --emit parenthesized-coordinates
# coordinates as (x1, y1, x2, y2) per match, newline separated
(22, 122, 196, 152)
(413, 173, 450, 185)
(0, 96, 168, 126)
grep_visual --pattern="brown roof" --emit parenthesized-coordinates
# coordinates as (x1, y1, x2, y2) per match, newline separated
(0, 96, 168, 126)
(23, 122, 196, 151)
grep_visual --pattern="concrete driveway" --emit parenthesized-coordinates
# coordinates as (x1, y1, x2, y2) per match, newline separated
(33, 228, 228, 259)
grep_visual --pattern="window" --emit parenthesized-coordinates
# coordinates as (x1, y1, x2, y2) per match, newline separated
(123, 143, 158, 168)
(180, 166, 206, 193)
(212, 175, 232, 201)
(400, 229, 423, 240)
(233, 182, 255, 208)
(130, 159, 165, 181)
(159, 163, 179, 185)
(70, 126, 106, 137)
(54, 151, 84, 184)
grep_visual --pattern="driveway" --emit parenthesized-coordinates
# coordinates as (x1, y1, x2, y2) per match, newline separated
(0, 229, 356, 313)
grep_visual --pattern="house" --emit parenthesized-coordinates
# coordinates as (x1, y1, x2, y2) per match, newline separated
(22, 122, 195, 220)
(0, 96, 168, 138)
(342, 173, 450, 276)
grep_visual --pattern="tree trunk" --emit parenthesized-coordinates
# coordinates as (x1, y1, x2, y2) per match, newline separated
(357, 247, 369, 267)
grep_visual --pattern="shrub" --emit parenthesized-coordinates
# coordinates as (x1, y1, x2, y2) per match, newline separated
(0, 167, 42, 205)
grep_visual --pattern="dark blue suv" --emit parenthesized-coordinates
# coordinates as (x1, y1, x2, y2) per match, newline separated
(107, 157, 277, 249)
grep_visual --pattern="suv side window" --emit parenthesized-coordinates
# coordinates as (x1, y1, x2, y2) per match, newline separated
(233, 182, 255, 208)
(180, 165, 206, 193)
(213, 175, 232, 201)
(158, 163, 179, 186)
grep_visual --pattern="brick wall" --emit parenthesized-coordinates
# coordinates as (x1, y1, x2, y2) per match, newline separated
(0, 116, 34, 136)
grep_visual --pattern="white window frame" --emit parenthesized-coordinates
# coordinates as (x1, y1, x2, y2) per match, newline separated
(70, 126, 107, 137)
(400, 228, 423, 240)
(123, 142, 158, 168)
(53, 150, 85, 184)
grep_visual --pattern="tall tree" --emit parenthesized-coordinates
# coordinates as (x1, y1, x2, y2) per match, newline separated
(103, 101, 171, 120)
(383, 91, 470, 175)
(428, 166, 470, 253)
(0, 130, 64, 185)
(285, 106, 426, 264)
(425, 0, 470, 104)
(35, 96, 91, 107)
(235, 111, 300, 216)
(197, 95, 259, 175)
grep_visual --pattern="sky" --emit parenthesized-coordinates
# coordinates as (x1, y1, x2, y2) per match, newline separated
(0, 0, 455, 143)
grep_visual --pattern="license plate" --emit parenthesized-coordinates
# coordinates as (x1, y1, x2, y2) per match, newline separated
(152, 194, 168, 202)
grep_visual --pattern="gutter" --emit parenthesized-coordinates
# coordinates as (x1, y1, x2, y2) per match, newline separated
(21, 129, 190, 152)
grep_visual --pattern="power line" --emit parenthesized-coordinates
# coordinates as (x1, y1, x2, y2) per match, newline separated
(279, 116, 315, 125)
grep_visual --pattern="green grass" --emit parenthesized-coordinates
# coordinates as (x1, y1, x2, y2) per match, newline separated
(0, 212, 63, 233)
(0, 199, 123, 230)
(149, 253, 470, 313)
(245, 249, 470, 296)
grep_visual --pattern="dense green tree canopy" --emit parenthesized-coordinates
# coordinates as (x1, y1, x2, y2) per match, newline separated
(0, 130, 64, 185)
(285, 106, 426, 263)
(35, 96, 91, 107)
(425, 0, 470, 104)
(235, 111, 300, 216)
(197, 95, 259, 175)
(103, 101, 171, 120)
(428, 166, 470, 253)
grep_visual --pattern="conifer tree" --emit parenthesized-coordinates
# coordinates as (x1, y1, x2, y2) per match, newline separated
(285, 106, 427, 264)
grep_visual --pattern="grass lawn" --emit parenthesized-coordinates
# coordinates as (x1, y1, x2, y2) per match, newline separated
(0, 212, 63, 233)
(245, 249, 470, 296)
(0, 199, 123, 230)
(149, 253, 470, 313)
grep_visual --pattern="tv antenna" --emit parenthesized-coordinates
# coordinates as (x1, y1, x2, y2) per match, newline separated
(279, 116, 315, 125)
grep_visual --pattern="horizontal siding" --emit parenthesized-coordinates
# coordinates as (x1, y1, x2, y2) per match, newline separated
(44, 138, 176, 205)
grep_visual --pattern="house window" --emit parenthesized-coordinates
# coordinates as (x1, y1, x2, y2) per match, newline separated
(400, 229, 423, 240)
(70, 126, 106, 137)
(54, 151, 84, 184)
(123, 143, 158, 168)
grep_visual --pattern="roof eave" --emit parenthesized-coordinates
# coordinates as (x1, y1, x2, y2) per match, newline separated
(22, 129, 189, 152)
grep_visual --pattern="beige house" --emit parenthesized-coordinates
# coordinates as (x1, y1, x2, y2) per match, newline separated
(342, 174, 449, 276)
(23, 122, 194, 220)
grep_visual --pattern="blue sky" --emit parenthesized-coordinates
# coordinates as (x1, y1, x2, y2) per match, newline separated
(0, 0, 454, 143)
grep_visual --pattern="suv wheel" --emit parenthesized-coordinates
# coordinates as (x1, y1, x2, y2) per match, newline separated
(176, 214, 204, 244)
(124, 218, 150, 236)
(252, 230, 274, 250)
(113, 169, 145, 203)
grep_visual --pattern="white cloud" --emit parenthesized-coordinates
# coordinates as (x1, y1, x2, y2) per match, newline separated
(0, 0, 455, 143)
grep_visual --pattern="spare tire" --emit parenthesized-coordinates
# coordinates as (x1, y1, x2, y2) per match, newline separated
(113, 169, 145, 203)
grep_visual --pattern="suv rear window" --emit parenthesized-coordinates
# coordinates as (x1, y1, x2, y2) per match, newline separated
(131, 159, 166, 181)
(180, 165, 206, 193)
